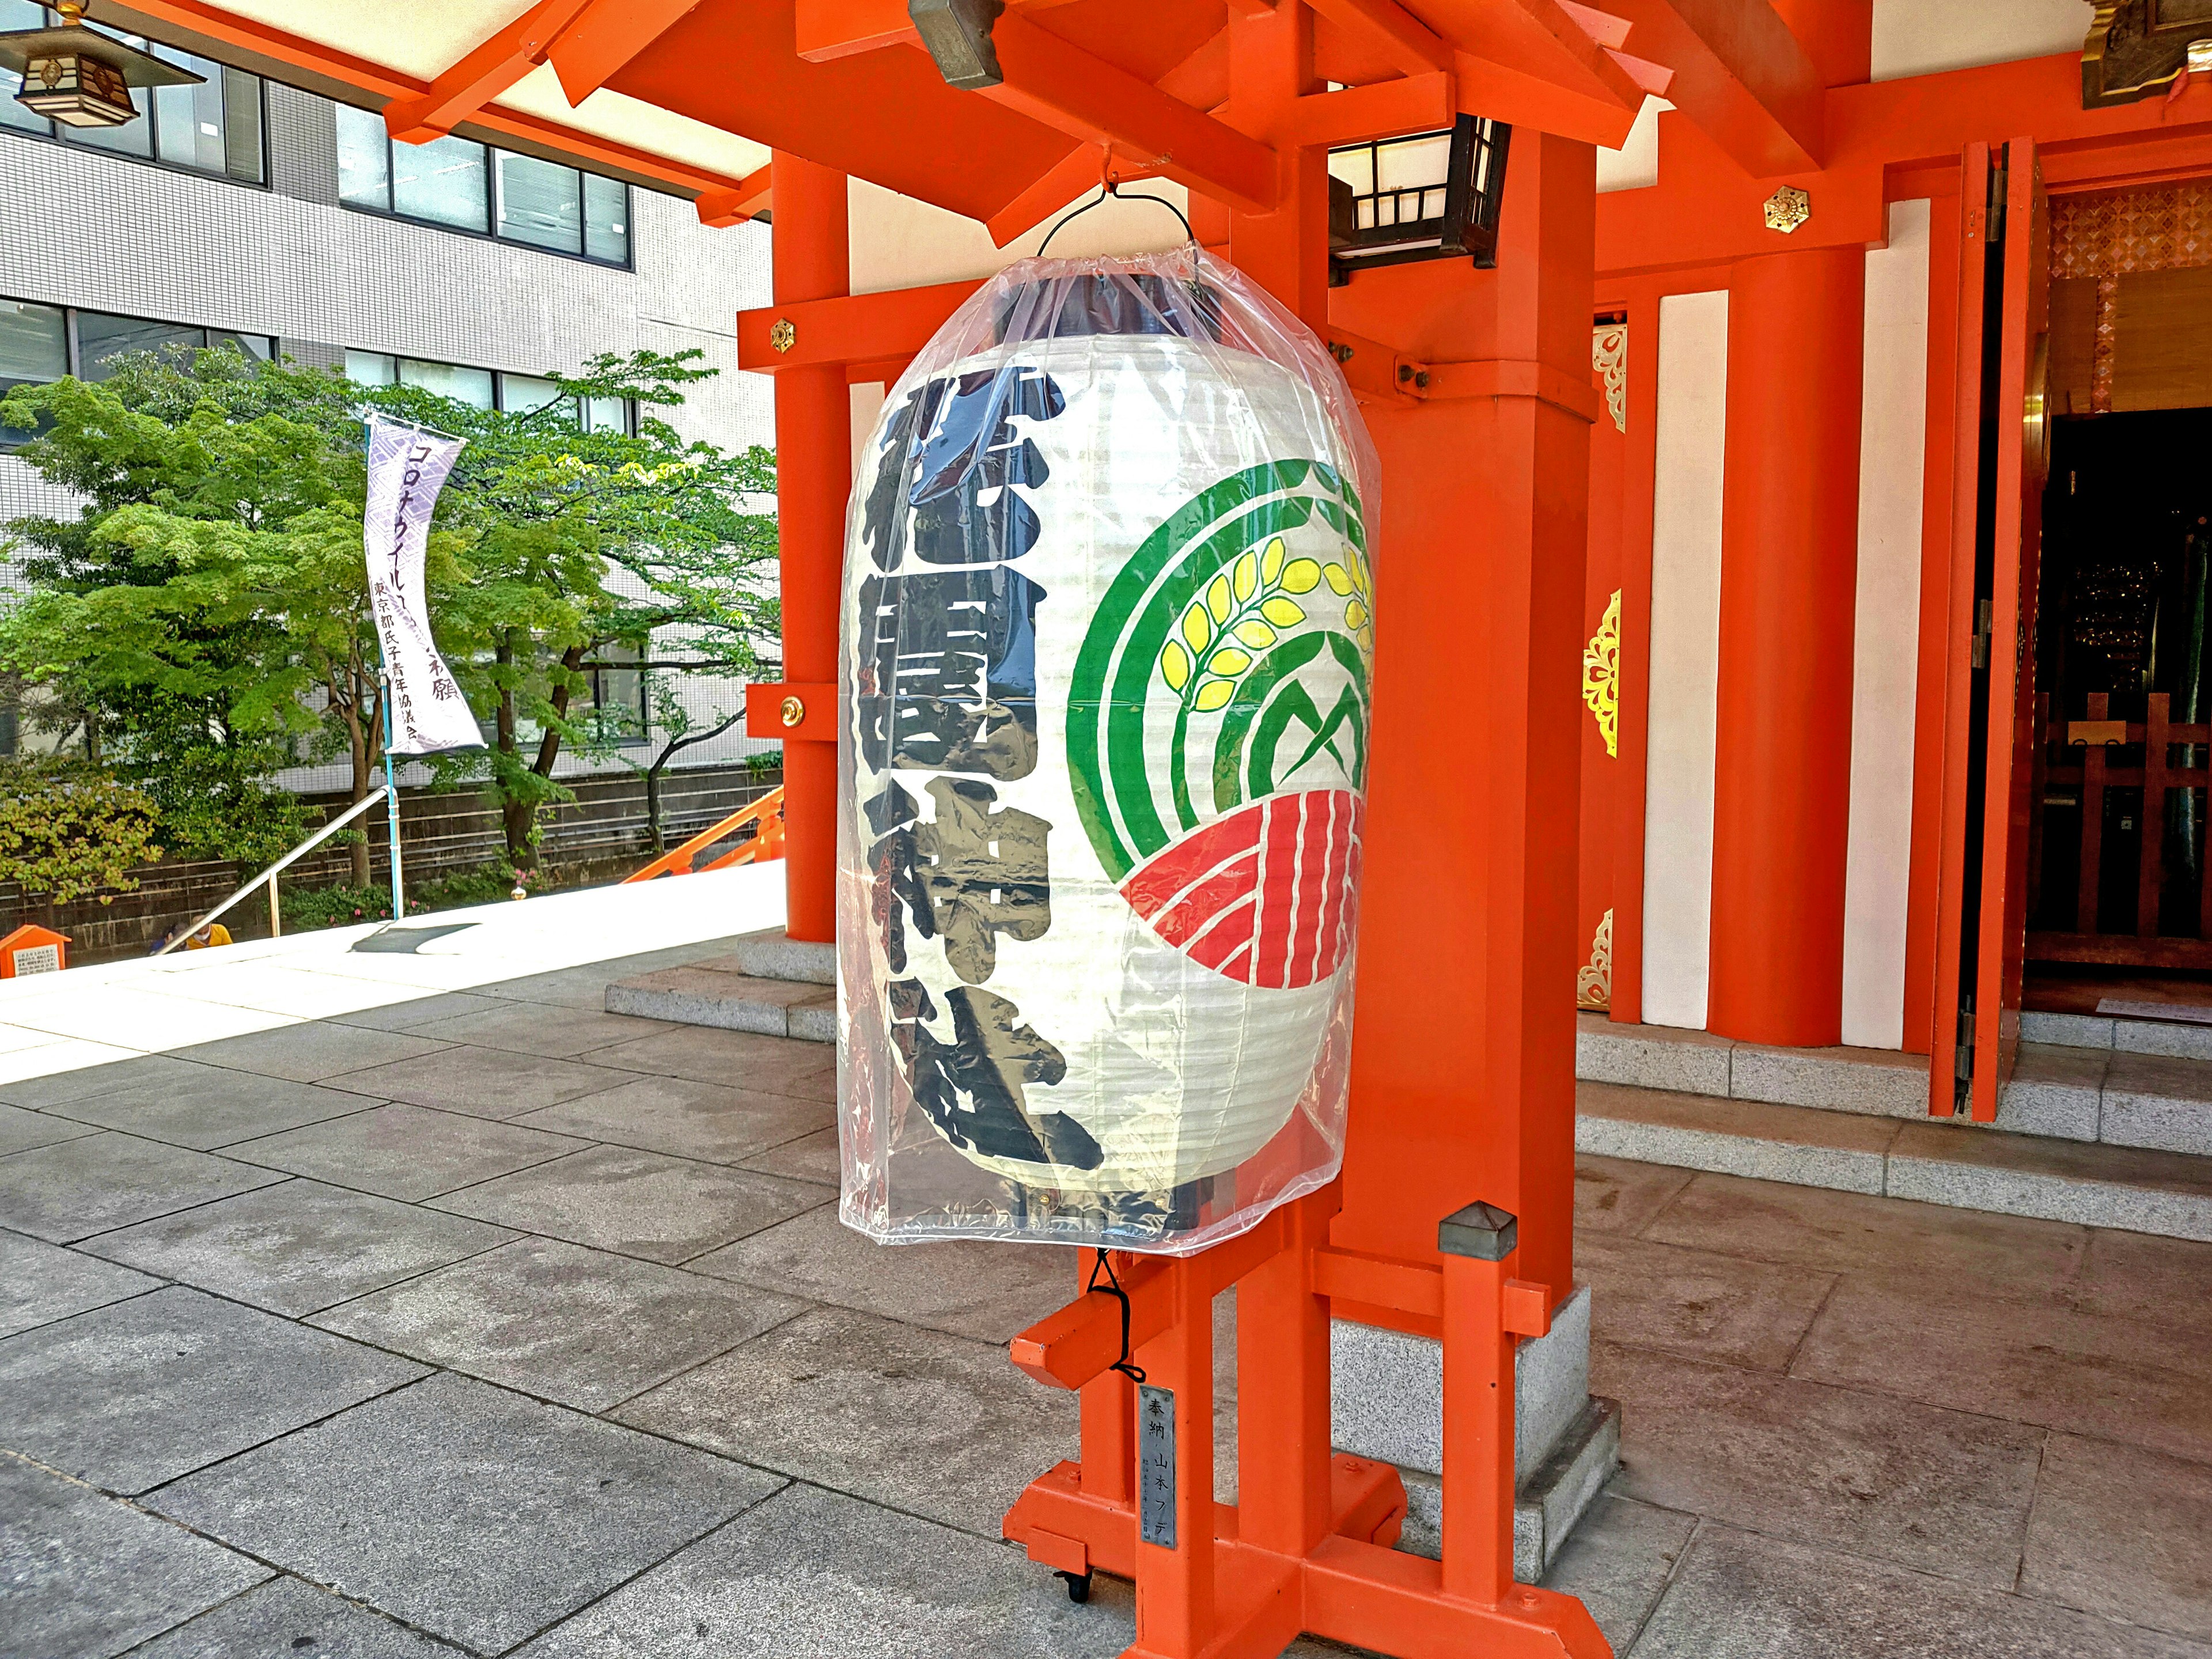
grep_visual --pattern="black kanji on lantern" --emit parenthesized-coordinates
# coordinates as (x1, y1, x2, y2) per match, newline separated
(860, 365, 1066, 572)
(854, 564, 1046, 778)
(866, 777, 1051, 982)
(886, 977, 1099, 1169)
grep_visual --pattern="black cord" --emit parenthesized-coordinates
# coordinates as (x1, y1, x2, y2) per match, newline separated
(1087, 1248, 1146, 1384)
(1037, 181, 1195, 257)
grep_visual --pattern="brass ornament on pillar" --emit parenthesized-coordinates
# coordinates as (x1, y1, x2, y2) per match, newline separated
(1763, 185, 1812, 234)
(1577, 908, 1613, 1010)
(1592, 321, 1627, 434)
(769, 317, 797, 353)
(1582, 589, 1621, 759)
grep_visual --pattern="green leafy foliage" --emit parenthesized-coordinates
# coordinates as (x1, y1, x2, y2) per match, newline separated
(0, 757, 163, 904)
(0, 344, 776, 878)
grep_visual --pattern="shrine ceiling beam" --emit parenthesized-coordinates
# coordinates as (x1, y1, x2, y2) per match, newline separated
(544, 0, 711, 107)
(380, 0, 592, 143)
(1598, 0, 1825, 175)
(101, 0, 763, 201)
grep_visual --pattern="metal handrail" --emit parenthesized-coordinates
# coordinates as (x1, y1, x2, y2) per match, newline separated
(624, 786, 785, 882)
(153, 785, 391, 957)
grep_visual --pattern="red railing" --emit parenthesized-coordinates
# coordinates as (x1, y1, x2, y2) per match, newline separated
(623, 787, 785, 883)
(2031, 692, 2212, 968)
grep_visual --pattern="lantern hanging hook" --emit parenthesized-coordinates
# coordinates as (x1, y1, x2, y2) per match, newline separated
(1036, 166, 1195, 257)
(1086, 1248, 1146, 1385)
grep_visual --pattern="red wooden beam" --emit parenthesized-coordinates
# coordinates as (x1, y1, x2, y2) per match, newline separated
(1602, 0, 1825, 175)
(108, 0, 761, 201)
(547, 0, 709, 107)
(978, 10, 1281, 211)
(737, 280, 983, 373)
(381, 0, 590, 143)
(1308, 0, 1453, 75)
(694, 162, 773, 227)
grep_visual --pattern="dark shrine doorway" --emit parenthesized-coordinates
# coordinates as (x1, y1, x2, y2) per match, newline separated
(2029, 405, 2212, 999)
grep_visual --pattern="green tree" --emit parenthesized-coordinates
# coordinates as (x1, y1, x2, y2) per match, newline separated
(0, 757, 163, 908)
(0, 344, 776, 881)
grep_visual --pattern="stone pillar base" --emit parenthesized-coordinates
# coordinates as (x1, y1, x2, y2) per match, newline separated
(1331, 1285, 1619, 1582)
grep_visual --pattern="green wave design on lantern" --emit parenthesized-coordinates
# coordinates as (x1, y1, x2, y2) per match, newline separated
(1069, 460, 1370, 883)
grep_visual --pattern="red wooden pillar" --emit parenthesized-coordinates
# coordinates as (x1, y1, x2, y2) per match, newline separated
(1328, 131, 1596, 1309)
(771, 150, 849, 944)
(1706, 247, 1865, 1046)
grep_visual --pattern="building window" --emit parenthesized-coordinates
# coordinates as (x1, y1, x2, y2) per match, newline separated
(334, 104, 632, 268)
(0, 298, 273, 446)
(345, 351, 635, 432)
(0, 2, 265, 185)
(589, 642, 648, 745)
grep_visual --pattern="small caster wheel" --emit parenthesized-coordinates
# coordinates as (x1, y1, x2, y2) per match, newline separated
(1056, 1569, 1093, 1605)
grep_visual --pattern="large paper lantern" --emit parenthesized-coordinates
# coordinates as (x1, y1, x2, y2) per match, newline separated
(837, 247, 1378, 1254)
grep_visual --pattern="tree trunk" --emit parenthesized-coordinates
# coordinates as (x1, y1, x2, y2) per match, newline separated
(344, 676, 372, 888)
(645, 754, 667, 853)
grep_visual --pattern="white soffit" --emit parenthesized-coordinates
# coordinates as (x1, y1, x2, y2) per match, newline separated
(187, 0, 769, 180)
(1871, 0, 2096, 82)
(1598, 96, 1667, 194)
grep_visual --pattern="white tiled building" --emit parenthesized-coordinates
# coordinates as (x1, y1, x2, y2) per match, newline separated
(0, 19, 775, 784)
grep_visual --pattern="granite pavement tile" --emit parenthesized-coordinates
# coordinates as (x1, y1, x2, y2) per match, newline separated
(1574, 1081, 1896, 1194)
(615, 1304, 1077, 1537)
(736, 1125, 840, 1186)
(0, 1100, 96, 1155)
(1791, 1271, 2212, 1463)
(511, 1073, 834, 1165)
(2101, 1050, 2212, 1156)
(1631, 1521, 2211, 1658)
(329, 991, 513, 1032)
(403, 1001, 675, 1060)
(226, 1103, 591, 1202)
(687, 1204, 1071, 1343)
(1575, 1014, 1733, 1095)
(1998, 1044, 2109, 1142)
(132, 1574, 468, 1657)
(1537, 1491, 1698, 1658)
(80, 1179, 517, 1317)
(1575, 1233, 1835, 1372)
(2070, 1228, 2212, 1339)
(432, 1143, 825, 1264)
(0, 1228, 161, 1338)
(313, 1236, 809, 1411)
(36, 1061, 380, 1151)
(0, 1456, 271, 1659)
(1574, 1155, 1694, 1237)
(1887, 1121, 2212, 1240)
(149, 1372, 785, 1656)
(0, 1052, 207, 1110)
(2022, 1432, 2212, 1644)
(1642, 1170, 2089, 1289)
(1590, 1340, 2046, 1588)
(323, 1047, 635, 1119)
(585, 1025, 839, 1101)
(0, 1132, 282, 1243)
(176, 1023, 453, 1085)
(0, 1285, 425, 1493)
(512, 1480, 1132, 1659)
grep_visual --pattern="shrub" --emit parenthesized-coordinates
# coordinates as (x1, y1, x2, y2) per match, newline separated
(0, 759, 162, 904)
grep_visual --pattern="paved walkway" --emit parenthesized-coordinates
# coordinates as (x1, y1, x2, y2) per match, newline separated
(1, 902, 2207, 1656)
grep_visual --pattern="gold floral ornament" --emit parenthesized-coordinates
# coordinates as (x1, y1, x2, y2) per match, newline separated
(1160, 535, 1327, 713)
(1577, 907, 1613, 1009)
(1763, 185, 1810, 234)
(768, 317, 797, 353)
(1582, 588, 1620, 758)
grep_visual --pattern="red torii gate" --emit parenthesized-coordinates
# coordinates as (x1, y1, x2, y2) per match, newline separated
(727, 9, 1626, 1652)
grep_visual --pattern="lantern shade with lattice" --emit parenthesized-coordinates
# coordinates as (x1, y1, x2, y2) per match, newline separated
(0, 2, 200, 128)
(836, 246, 1378, 1255)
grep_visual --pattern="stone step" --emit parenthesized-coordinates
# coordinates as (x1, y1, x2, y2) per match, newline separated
(607, 957, 834, 1043)
(1577, 1078, 2212, 1243)
(2021, 1004, 2212, 1060)
(1578, 1010, 2212, 1158)
(726, 927, 837, 986)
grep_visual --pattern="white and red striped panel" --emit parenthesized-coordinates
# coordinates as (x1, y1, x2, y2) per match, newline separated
(1119, 790, 1363, 988)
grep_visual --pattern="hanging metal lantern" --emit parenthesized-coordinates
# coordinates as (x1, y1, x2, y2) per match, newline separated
(0, 2, 200, 129)
(837, 246, 1378, 1255)
(1327, 113, 1512, 282)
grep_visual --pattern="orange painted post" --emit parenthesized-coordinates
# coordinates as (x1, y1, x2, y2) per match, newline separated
(1437, 1204, 1517, 1607)
(1130, 1257, 1215, 1658)
(1328, 130, 1597, 1311)
(770, 150, 850, 944)
(1705, 245, 1866, 1047)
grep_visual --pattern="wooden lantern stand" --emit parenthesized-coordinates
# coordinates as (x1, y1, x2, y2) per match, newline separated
(1001, 1188, 1607, 1658)
(736, 4, 1622, 1653)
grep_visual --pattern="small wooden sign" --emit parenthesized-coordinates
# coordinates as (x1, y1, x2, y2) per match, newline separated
(2068, 720, 2128, 747)
(1138, 1384, 1176, 1549)
(0, 924, 67, 978)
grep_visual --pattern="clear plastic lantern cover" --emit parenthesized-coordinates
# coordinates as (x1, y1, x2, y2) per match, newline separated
(837, 244, 1378, 1255)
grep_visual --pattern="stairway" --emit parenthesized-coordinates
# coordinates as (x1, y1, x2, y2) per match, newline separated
(606, 928, 835, 1040)
(1575, 1009, 2212, 1243)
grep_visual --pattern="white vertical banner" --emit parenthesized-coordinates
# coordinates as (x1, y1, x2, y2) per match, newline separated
(363, 418, 480, 756)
